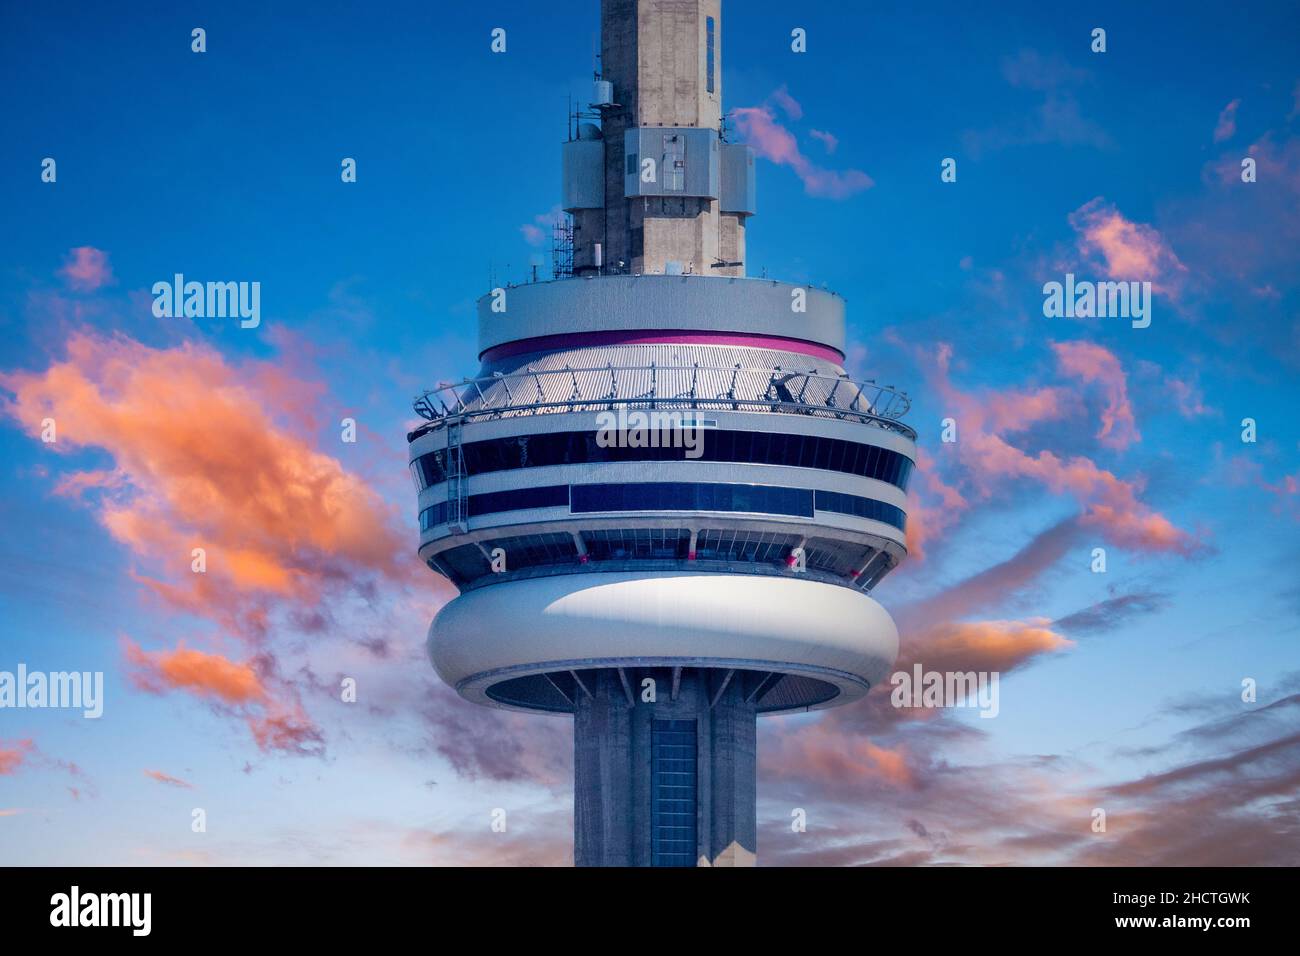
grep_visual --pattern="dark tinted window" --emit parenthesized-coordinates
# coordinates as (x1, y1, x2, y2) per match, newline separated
(412, 430, 915, 492)
(814, 490, 906, 530)
(571, 482, 814, 518)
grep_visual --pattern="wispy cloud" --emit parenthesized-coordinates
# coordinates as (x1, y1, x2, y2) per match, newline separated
(520, 205, 562, 247)
(963, 49, 1111, 156)
(57, 247, 115, 292)
(914, 341, 1197, 554)
(0, 740, 34, 775)
(732, 88, 873, 199)
(1052, 340, 1139, 450)
(1213, 98, 1241, 143)
(808, 129, 838, 154)
(143, 769, 195, 789)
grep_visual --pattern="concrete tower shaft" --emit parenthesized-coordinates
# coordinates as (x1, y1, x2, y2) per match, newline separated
(412, 0, 914, 868)
(567, 0, 752, 278)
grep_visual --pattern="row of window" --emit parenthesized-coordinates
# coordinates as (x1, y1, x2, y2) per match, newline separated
(418, 481, 906, 531)
(426, 529, 891, 588)
(410, 428, 914, 493)
(572, 482, 811, 518)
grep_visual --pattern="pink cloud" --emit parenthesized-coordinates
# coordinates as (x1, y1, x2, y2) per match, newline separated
(919, 342, 1195, 555)
(1213, 98, 1240, 143)
(520, 206, 562, 248)
(1165, 375, 1213, 418)
(1068, 198, 1188, 296)
(809, 129, 838, 154)
(770, 84, 803, 120)
(0, 740, 34, 775)
(58, 247, 114, 292)
(905, 447, 967, 562)
(1052, 340, 1140, 449)
(732, 92, 873, 200)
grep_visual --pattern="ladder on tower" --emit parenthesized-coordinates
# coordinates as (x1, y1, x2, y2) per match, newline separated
(445, 420, 468, 534)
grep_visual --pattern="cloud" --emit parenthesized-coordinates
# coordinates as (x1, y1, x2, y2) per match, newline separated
(917, 342, 1196, 555)
(0, 740, 34, 775)
(904, 448, 967, 562)
(417, 687, 572, 788)
(0, 739, 92, 798)
(1053, 590, 1169, 635)
(125, 640, 324, 755)
(808, 129, 838, 153)
(963, 50, 1111, 156)
(1164, 375, 1214, 418)
(144, 769, 194, 789)
(766, 732, 916, 789)
(0, 329, 418, 755)
(769, 84, 803, 120)
(58, 247, 114, 292)
(1213, 98, 1241, 143)
(1068, 198, 1188, 297)
(906, 618, 1073, 675)
(1001, 49, 1089, 92)
(900, 519, 1084, 631)
(126, 642, 266, 704)
(520, 205, 562, 247)
(0, 332, 412, 638)
(760, 681, 1300, 866)
(1051, 340, 1139, 450)
(732, 90, 873, 199)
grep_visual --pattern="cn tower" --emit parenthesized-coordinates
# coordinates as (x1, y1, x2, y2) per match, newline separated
(409, 0, 915, 866)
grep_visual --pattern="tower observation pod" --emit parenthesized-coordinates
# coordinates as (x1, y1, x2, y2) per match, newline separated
(409, 0, 915, 866)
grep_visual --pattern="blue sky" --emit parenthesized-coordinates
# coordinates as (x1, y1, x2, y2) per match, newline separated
(1, 0, 1298, 865)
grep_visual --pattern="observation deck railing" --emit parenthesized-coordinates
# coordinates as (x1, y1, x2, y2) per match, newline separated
(410, 364, 915, 441)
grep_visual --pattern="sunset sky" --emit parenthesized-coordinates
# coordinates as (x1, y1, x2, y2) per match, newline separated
(2, 0, 1297, 865)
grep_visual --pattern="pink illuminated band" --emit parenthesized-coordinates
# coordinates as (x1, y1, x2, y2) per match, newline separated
(480, 329, 846, 364)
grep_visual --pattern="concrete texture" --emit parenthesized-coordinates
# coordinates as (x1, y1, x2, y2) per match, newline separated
(574, 666, 757, 866)
(572, 0, 747, 278)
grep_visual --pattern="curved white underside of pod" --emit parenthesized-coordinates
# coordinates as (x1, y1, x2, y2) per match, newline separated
(428, 571, 899, 714)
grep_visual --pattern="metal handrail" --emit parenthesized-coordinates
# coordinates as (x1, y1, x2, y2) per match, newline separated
(412, 364, 913, 439)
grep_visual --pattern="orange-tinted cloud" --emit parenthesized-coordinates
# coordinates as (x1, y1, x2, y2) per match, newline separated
(58, 247, 114, 292)
(144, 769, 194, 789)
(125, 640, 324, 755)
(766, 729, 916, 789)
(906, 618, 1073, 675)
(0, 740, 34, 775)
(0, 330, 419, 754)
(0, 332, 413, 631)
(125, 642, 266, 704)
